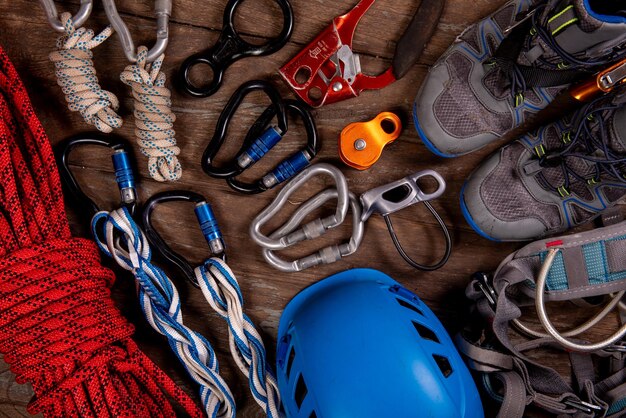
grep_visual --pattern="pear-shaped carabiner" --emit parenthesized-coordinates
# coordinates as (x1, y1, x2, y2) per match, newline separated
(55, 133, 137, 218)
(39, 0, 93, 32)
(102, 0, 171, 63)
(227, 99, 320, 194)
(142, 190, 225, 287)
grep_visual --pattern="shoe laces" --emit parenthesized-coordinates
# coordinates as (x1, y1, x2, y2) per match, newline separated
(499, 0, 626, 105)
(537, 95, 626, 195)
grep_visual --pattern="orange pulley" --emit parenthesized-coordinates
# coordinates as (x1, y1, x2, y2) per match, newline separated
(339, 112, 402, 170)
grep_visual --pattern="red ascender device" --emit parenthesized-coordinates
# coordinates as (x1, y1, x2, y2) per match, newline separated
(279, 0, 445, 107)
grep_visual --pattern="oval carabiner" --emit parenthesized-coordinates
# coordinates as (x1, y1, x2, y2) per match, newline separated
(178, 0, 294, 98)
(102, 0, 171, 63)
(55, 133, 138, 217)
(201, 80, 287, 179)
(142, 190, 226, 288)
(39, 0, 93, 32)
(227, 100, 320, 194)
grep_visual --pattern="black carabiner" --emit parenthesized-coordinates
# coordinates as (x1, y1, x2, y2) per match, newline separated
(142, 190, 226, 288)
(201, 80, 287, 178)
(178, 0, 294, 98)
(55, 133, 138, 218)
(227, 99, 320, 194)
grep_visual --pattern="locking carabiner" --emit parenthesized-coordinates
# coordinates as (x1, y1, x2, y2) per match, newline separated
(39, 0, 93, 32)
(203, 80, 319, 193)
(262, 189, 365, 272)
(227, 99, 320, 194)
(250, 164, 351, 251)
(178, 0, 294, 98)
(142, 191, 225, 288)
(55, 133, 137, 217)
(102, 0, 171, 63)
(360, 170, 452, 271)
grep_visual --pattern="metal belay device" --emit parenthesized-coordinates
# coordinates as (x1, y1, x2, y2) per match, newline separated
(458, 222, 626, 417)
(249, 163, 452, 272)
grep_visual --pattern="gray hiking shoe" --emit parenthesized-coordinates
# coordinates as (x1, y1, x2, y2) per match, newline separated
(413, 0, 626, 157)
(461, 91, 626, 242)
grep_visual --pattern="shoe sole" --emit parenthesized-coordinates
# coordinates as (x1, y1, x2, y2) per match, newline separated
(459, 182, 501, 242)
(412, 102, 459, 158)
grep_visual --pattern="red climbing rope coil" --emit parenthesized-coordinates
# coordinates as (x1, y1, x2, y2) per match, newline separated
(0, 46, 203, 417)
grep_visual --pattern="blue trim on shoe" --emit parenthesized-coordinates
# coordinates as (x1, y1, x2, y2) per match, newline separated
(412, 102, 459, 158)
(583, 0, 626, 23)
(459, 182, 501, 242)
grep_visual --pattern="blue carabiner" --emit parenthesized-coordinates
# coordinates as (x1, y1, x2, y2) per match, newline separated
(55, 133, 138, 218)
(141, 190, 225, 287)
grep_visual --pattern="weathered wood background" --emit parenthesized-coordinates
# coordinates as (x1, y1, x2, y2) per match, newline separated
(0, 0, 621, 416)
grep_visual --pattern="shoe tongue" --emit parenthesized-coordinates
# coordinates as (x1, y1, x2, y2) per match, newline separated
(554, 0, 626, 56)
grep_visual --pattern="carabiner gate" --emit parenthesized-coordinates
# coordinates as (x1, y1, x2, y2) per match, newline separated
(102, 0, 171, 63)
(55, 133, 137, 217)
(142, 191, 226, 287)
(39, 0, 93, 32)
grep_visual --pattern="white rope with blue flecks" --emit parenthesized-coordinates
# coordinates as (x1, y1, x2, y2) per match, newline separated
(195, 259, 281, 418)
(120, 46, 181, 182)
(91, 207, 235, 418)
(48, 12, 123, 133)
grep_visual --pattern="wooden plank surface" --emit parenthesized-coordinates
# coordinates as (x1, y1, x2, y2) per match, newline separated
(0, 0, 621, 416)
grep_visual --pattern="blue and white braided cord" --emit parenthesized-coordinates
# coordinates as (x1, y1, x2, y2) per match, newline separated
(91, 208, 235, 418)
(196, 259, 281, 417)
(48, 12, 123, 133)
(120, 46, 181, 182)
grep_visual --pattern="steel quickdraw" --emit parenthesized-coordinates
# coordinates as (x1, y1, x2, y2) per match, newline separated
(39, 0, 123, 132)
(104, 0, 181, 182)
(279, 0, 444, 107)
(142, 191, 281, 417)
(250, 163, 452, 272)
(202, 80, 320, 194)
(457, 224, 626, 417)
(56, 135, 237, 418)
(178, 0, 294, 98)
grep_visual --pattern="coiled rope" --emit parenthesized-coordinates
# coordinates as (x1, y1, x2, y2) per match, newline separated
(48, 12, 123, 133)
(196, 259, 281, 417)
(92, 208, 236, 418)
(120, 47, 181, 182)
(0, 46, 201, 417)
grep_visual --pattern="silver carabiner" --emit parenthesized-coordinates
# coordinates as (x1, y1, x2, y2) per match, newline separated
(262, 189, 365, 272)
(360, 170, 446, 221)
(102, 0, 171, 63)
(39, 0, 93, 32)
(249, 163, 350, 250)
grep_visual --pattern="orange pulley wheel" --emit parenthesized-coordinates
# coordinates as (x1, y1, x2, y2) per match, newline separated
(339, 112, 402, 170)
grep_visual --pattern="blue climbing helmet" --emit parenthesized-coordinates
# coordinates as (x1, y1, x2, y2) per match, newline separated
(276, 268, 484, 418)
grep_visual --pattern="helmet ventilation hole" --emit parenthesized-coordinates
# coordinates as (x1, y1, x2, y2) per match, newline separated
(413, 321, 440, 343)
(286, 346, 296, 379)
(432, 354, 453, 378)
(309, 412, 317, 418)
(295, 374, 308, 409)
(396, 298, 423, 316)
